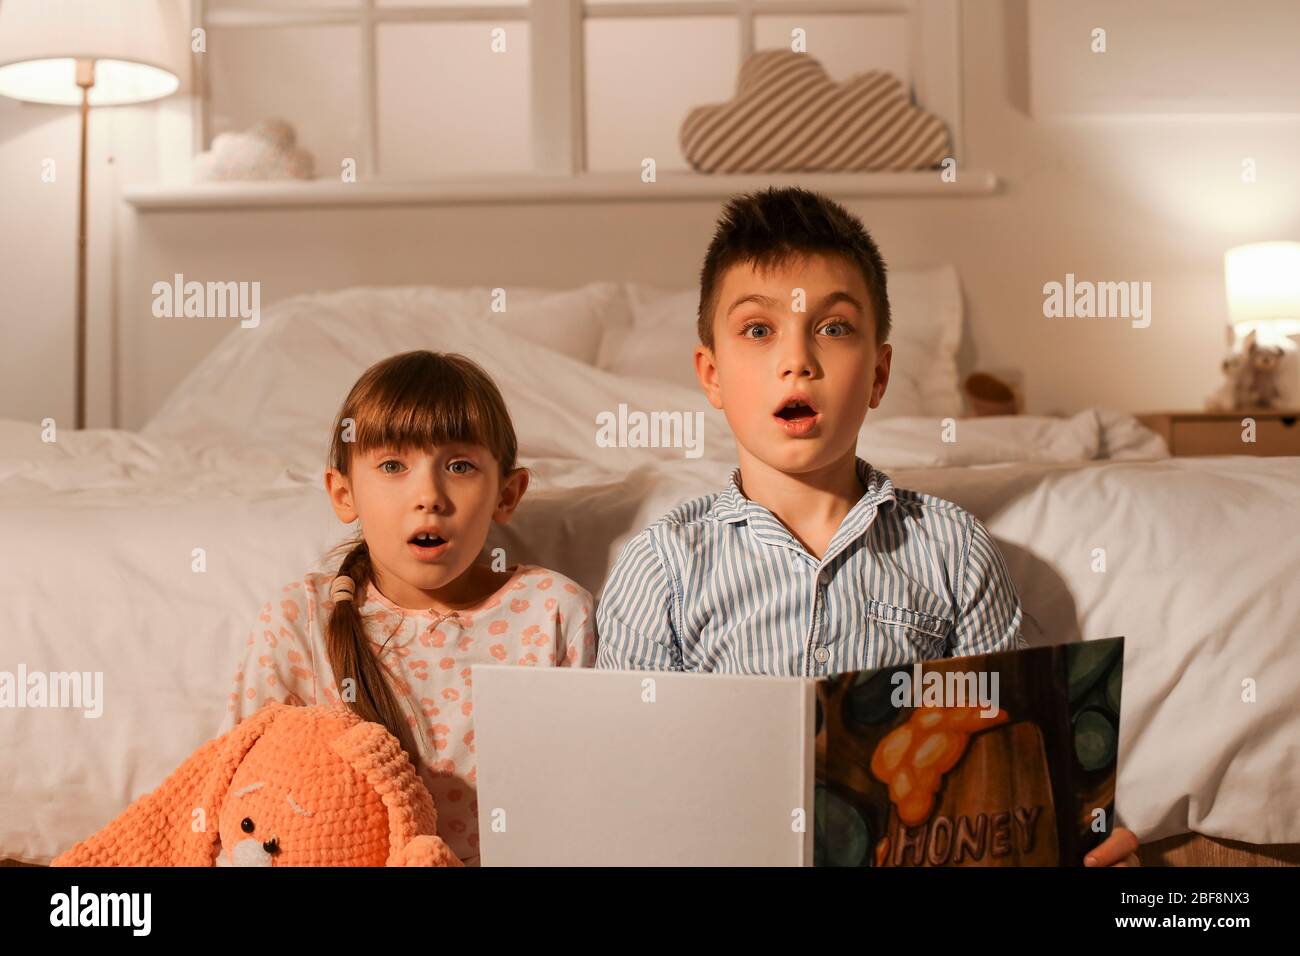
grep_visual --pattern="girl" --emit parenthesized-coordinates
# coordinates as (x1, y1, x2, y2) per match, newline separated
(221, 350, 596, 866)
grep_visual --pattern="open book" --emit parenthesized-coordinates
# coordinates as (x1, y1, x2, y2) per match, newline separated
(470, 639, 1123, 866)
(815, 638, 1124, 867)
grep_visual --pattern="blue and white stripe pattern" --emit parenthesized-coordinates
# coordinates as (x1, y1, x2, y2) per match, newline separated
(596, 457, 1026, 675)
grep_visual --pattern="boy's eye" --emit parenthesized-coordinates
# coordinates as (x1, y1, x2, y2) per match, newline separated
(448, 459, 476, 475)
(379, 459, 405, 475)
(740, 319, 852, 339)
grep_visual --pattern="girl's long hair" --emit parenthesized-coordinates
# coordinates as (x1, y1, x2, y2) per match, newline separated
(323, 351, 520, 762)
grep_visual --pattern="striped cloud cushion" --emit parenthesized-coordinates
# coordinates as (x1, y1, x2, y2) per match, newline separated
(680, 50, 950, 174)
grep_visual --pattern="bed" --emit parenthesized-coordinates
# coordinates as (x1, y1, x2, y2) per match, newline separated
(3, 271, 1297, 866)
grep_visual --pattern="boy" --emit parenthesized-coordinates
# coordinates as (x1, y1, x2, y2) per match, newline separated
(596, 187, 1138, 866)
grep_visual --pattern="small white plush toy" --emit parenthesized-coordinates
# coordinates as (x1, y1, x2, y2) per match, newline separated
(192, 117, 315, 181)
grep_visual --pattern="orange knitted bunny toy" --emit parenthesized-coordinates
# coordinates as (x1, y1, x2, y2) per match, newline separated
(52, 703, 462, 867)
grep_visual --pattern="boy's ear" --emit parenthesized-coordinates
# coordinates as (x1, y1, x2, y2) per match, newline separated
(324, 467, 358, 523)
(695, 344, 724, 410)
(868, 343, 893, 409)
(492, 467, 529, 523)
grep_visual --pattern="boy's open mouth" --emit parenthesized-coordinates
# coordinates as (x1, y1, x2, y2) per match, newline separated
(773, 398, 818, 421)
(772, 395, 822, 437)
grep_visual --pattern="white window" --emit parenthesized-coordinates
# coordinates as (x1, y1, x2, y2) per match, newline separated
(195, 0, 962, 181)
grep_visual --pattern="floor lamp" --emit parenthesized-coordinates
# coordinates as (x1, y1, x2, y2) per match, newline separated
(0, 0, 186, 429)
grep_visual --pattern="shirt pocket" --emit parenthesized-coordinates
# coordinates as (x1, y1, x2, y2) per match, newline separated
(865, 597, 953, 658)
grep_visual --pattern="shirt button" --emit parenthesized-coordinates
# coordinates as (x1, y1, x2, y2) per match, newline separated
(818, 569, 830, 587)
(814, 646, 830, 664)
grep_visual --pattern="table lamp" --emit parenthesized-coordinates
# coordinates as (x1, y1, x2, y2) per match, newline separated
(1225, 242, 1300, 343)
(0, 0, 187, 429)
(1224, 241, 1300, 408)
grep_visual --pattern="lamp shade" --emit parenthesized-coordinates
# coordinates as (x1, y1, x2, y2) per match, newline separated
(0, 0, 188, 106)
(1225, 241, 1300, 342)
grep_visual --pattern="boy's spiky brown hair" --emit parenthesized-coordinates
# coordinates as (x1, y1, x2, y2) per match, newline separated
(697, 187, 891, 351)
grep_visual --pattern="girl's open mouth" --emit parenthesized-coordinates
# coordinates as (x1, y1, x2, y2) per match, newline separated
(408, 532, 450, 561)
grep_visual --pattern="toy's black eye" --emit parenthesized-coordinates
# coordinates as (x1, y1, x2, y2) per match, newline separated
(241, 817, 254, 833)
(263, 837, 280, 854)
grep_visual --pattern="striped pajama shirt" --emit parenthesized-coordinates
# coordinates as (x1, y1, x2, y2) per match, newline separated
(596, 456, 1026, 676)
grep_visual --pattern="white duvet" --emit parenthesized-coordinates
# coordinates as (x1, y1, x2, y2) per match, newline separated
(2, 288, 1296, 864)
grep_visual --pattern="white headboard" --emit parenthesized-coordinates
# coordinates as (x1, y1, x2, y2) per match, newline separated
(116, 171, 992, 429)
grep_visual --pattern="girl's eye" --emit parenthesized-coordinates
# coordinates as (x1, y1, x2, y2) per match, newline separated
(738, 320, 770, 339)
(448, 459, 476, 475)
(379, 459, 405, 475)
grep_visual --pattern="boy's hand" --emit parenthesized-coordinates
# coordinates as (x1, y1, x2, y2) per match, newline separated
(1084, 826, 1140, 867)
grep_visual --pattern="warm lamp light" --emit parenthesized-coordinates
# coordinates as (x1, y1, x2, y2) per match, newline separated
(1225, 241, 1300, 346)
(0, 0, 188, 428)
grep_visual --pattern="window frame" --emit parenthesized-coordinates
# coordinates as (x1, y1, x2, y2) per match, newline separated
(192, 0, 964, 180)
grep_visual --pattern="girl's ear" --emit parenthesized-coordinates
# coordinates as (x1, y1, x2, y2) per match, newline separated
(492, 467, 529, 523)
(324, 467, 358, 523)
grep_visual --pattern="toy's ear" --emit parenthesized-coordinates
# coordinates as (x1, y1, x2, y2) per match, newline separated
(52, 704, 286, 867)
(393, 834, 464, 867)
(331, 718, 459, 866)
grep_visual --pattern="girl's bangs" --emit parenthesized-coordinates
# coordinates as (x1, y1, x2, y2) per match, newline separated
(350, 385, 494, 459)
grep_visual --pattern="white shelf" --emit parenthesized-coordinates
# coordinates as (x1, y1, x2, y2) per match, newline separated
(122, 170, 1000, 210)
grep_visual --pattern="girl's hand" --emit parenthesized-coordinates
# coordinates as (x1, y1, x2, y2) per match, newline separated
(1084, 826, 1141, 867)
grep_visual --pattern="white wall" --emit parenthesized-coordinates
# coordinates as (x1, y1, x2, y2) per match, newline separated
(0, 97, 86, 426)
(929, 0, 1300, 413)
(0, 92, 191, 427)
(3, 0, 1299, 428)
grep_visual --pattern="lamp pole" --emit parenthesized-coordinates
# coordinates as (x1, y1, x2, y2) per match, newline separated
(74, 57, 93, 430)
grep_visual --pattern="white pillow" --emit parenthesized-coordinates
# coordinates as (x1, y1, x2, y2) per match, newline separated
(599, 265, 964, 419)
(469, 281, 629, 366)
(878, 265, 963, 419)
(142, 284, 623, 443)
(859, 412, 1102, 468)
(596, 284, 701, 390)
(142, 284, 735, 470)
